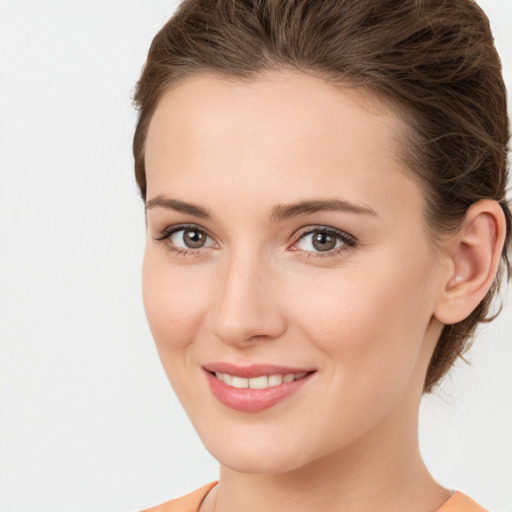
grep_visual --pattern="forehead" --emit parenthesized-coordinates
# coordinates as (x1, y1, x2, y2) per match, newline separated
(146, 70, 403, 161)
(144, 70, 421, 217)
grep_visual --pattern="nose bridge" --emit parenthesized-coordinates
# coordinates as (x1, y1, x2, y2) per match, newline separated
(209, 247, 286, 345)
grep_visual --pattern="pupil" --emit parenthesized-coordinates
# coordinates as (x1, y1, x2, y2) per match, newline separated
(313, 232, 336, 251)
(183, 230, 205, 248)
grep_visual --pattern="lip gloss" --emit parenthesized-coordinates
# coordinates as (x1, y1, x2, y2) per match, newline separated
(203, 366, 315, 413)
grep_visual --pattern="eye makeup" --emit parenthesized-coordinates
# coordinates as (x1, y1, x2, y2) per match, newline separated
(290, 225, 358, 259)
(153, 222, 358, 260)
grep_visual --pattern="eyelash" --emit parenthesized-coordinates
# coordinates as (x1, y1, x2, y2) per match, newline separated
(293, 226, 357, 258)
(154, 223, 213, 258)
(153, 223, 358, 259)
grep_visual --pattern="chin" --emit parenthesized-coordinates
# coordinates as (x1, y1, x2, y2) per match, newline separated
(217, 451, 309, 475)
(201, 431, 314, 475)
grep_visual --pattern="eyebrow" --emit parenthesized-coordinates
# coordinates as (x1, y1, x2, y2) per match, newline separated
(145, 195, 377, 221)
(270, 199, 377, 222)
(145, 196, 210, 218)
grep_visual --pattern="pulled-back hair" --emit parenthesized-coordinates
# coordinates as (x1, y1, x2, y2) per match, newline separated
(132, 0, 511, 393)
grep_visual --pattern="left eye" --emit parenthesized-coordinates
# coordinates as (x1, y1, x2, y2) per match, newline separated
(169, 228, 215, 249)
(296, 230, 347, 252)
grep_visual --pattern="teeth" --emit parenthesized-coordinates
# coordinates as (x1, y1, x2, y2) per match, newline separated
(268, 374, 283, 387)
(214, 371, 308, 389)
(232, 376, 249, 388)
(249, 375, 269, 389)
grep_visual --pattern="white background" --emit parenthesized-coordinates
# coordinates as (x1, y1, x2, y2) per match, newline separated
(0, 1, 511, 511)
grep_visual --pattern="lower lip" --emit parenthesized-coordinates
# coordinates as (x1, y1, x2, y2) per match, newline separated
(205, 370, 314, 413)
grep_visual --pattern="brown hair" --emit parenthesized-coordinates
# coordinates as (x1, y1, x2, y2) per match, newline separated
(132, 0, 511, 393)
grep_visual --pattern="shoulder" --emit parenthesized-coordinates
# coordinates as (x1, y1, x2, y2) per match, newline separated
(140, 482, 218, 512)
(437, 491, 489, 512)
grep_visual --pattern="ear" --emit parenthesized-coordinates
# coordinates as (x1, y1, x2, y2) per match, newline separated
(434, 199, 507, 325)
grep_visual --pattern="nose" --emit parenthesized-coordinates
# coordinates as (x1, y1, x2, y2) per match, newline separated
(208, 252, 287, 347)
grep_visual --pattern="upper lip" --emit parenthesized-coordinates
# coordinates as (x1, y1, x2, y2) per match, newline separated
(203, 362, 316, 378)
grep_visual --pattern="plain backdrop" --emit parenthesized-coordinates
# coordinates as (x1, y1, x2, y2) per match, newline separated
(0, 1, 511, 511)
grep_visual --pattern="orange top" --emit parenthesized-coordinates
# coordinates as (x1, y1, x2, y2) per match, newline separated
(140, 482, 488, 512)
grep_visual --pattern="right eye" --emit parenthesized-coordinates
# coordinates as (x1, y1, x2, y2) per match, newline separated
(155, 225, 216, 253)
(170, 228, 212, 249)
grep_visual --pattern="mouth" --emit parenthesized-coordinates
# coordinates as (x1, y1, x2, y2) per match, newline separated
(208, 370, 312, 389)
(202, 363, 317, 412)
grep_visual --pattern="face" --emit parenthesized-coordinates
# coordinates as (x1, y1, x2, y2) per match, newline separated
(142, 70, 446, 475)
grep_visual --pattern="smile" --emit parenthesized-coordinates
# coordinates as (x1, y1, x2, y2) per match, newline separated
(203, 364, 316, 413)
(213, 371, 308, 389)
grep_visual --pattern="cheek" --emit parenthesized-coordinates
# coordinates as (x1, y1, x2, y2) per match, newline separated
(285, 250, 436, 382)
(277, 257, 436, 450)
(142, 247, 210, 353)
(141, 248, 219, 410)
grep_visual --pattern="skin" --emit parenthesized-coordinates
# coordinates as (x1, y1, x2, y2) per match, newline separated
(142, 70, 503, 512)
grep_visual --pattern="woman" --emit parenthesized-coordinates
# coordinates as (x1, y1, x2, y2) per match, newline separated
(133, 0, 511, 511)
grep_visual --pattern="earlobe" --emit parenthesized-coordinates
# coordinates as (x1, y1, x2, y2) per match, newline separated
(434, 199, 506, 325)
